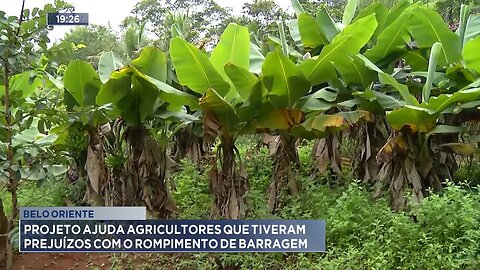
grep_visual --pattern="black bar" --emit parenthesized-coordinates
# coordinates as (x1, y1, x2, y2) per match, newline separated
(47, 13, 89, 26)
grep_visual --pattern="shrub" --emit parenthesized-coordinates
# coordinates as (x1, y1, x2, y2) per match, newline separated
(213, 181, 480, 269)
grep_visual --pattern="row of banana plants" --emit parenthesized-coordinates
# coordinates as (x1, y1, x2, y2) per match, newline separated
(285, 0, 480, 211)
(59, 0, 480, 218)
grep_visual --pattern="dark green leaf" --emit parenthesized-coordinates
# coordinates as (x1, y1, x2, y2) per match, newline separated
(262, 51, 310, 108)
(301, 14, 378, 85)
(63, 60, 101, 107)
(315, 9, 339, 42)
(224, 63, 258, 102)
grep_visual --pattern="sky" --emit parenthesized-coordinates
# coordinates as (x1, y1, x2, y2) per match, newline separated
(0, 0, 293, 42)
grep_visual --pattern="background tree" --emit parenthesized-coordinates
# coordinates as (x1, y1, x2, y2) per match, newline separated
(121, 16, 151, 59)
(131, 0, 232, 49)
(355, 0, 480, 24)
(298, 0, 347, 21)
(238, 0, 293, 43)
(358, 0, 400, 10)
(61, 24, 124, 66)
(0, 1, 72, 268)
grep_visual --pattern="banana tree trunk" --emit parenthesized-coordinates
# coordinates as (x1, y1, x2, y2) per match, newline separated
(377, 132, 448, 211)
(171, 127, 208, 167)
(209, 135, 248, 219)
(267, 135, 300, 213)
(354, 119, 388, 184)
(83, 129, 107, 206)
(104, 166, 135, 207)
(126, 126, 178, 218)
(312, 134, 342, 177)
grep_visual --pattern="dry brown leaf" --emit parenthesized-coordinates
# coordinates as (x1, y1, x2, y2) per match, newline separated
(228, 188, 239, 220)
(203, 112, 221, 144)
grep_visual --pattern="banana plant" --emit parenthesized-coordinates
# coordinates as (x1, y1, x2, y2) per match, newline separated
(364, 1, 462, 69)
(252, 49, 310, 213)
(168, 24, 210, 168)
(334, 1, 399, 182)
(247, 7, 379, 211)
(96, 46, 198, 218)
(354, 32, 480, 209)
(170, 23, 255, 219)
(289, 0, 381, 180)
(61, 59, 110, 206)
(350, 3, 480, 210)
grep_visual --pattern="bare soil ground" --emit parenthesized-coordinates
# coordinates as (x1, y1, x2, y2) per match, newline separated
(11, 253, 202, 270)
(12, 253, 112, 270)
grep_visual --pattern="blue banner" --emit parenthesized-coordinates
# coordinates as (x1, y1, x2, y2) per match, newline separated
(19, 207, 326, 253)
